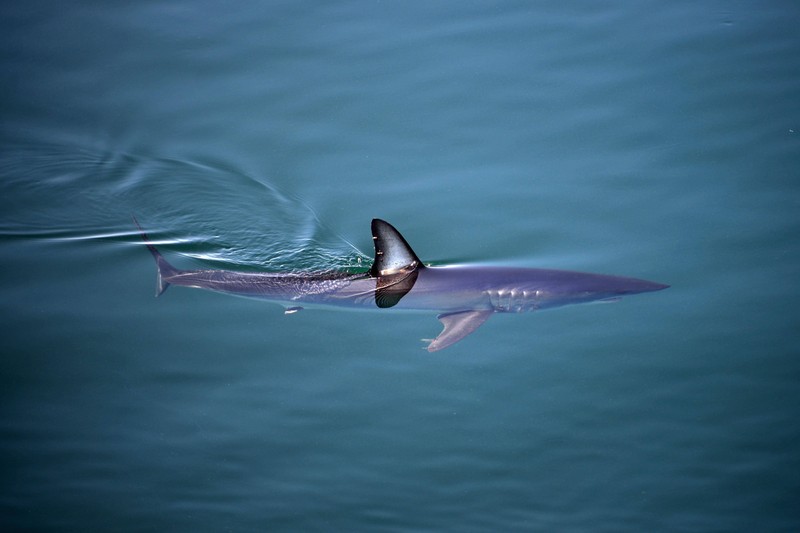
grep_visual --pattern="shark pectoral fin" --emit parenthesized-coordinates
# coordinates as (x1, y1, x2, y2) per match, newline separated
(284, 306, 304, 315)
(427, 310, 493, 352)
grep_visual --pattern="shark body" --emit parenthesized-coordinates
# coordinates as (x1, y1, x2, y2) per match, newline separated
(136, 218, 668, 351)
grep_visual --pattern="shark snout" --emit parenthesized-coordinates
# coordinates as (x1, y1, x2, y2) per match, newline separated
(613, 278, 670, 295)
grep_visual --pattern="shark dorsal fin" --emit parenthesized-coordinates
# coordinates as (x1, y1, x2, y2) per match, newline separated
(370, 219, 424, 277)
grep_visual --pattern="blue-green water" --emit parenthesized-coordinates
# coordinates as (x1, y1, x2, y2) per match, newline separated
(2, 2, 799, 531)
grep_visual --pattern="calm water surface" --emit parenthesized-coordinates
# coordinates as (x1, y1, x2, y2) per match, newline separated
(2, 1, 799, 531)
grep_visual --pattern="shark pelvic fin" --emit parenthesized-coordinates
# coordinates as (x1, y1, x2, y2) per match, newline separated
(427, 310, 493, 352)
(370, 219, 423, 277)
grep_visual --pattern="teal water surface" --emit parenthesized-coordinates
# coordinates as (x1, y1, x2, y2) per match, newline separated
(2, 1, 799, 531)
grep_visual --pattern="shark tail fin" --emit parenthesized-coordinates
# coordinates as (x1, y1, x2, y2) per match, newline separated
(132, 215, 178, 297)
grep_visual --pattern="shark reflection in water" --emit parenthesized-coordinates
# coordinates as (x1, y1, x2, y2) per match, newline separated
(135, 218, 668, 351)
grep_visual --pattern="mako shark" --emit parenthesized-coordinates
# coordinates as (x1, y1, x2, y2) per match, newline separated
(135, 218, 668, 351)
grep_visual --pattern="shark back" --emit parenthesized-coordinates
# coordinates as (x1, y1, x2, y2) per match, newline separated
(135, 217, 668, 352)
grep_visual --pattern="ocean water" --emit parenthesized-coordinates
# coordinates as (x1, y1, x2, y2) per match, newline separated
(2, 1, 799, 531)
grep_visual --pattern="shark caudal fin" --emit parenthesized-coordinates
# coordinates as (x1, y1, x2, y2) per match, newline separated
(132, 216, 178, 297)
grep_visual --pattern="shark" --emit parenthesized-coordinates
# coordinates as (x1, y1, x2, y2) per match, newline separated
(135, 218, 668, 351)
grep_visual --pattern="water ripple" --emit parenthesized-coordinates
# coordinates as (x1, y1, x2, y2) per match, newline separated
(0, 138, 370, 272)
